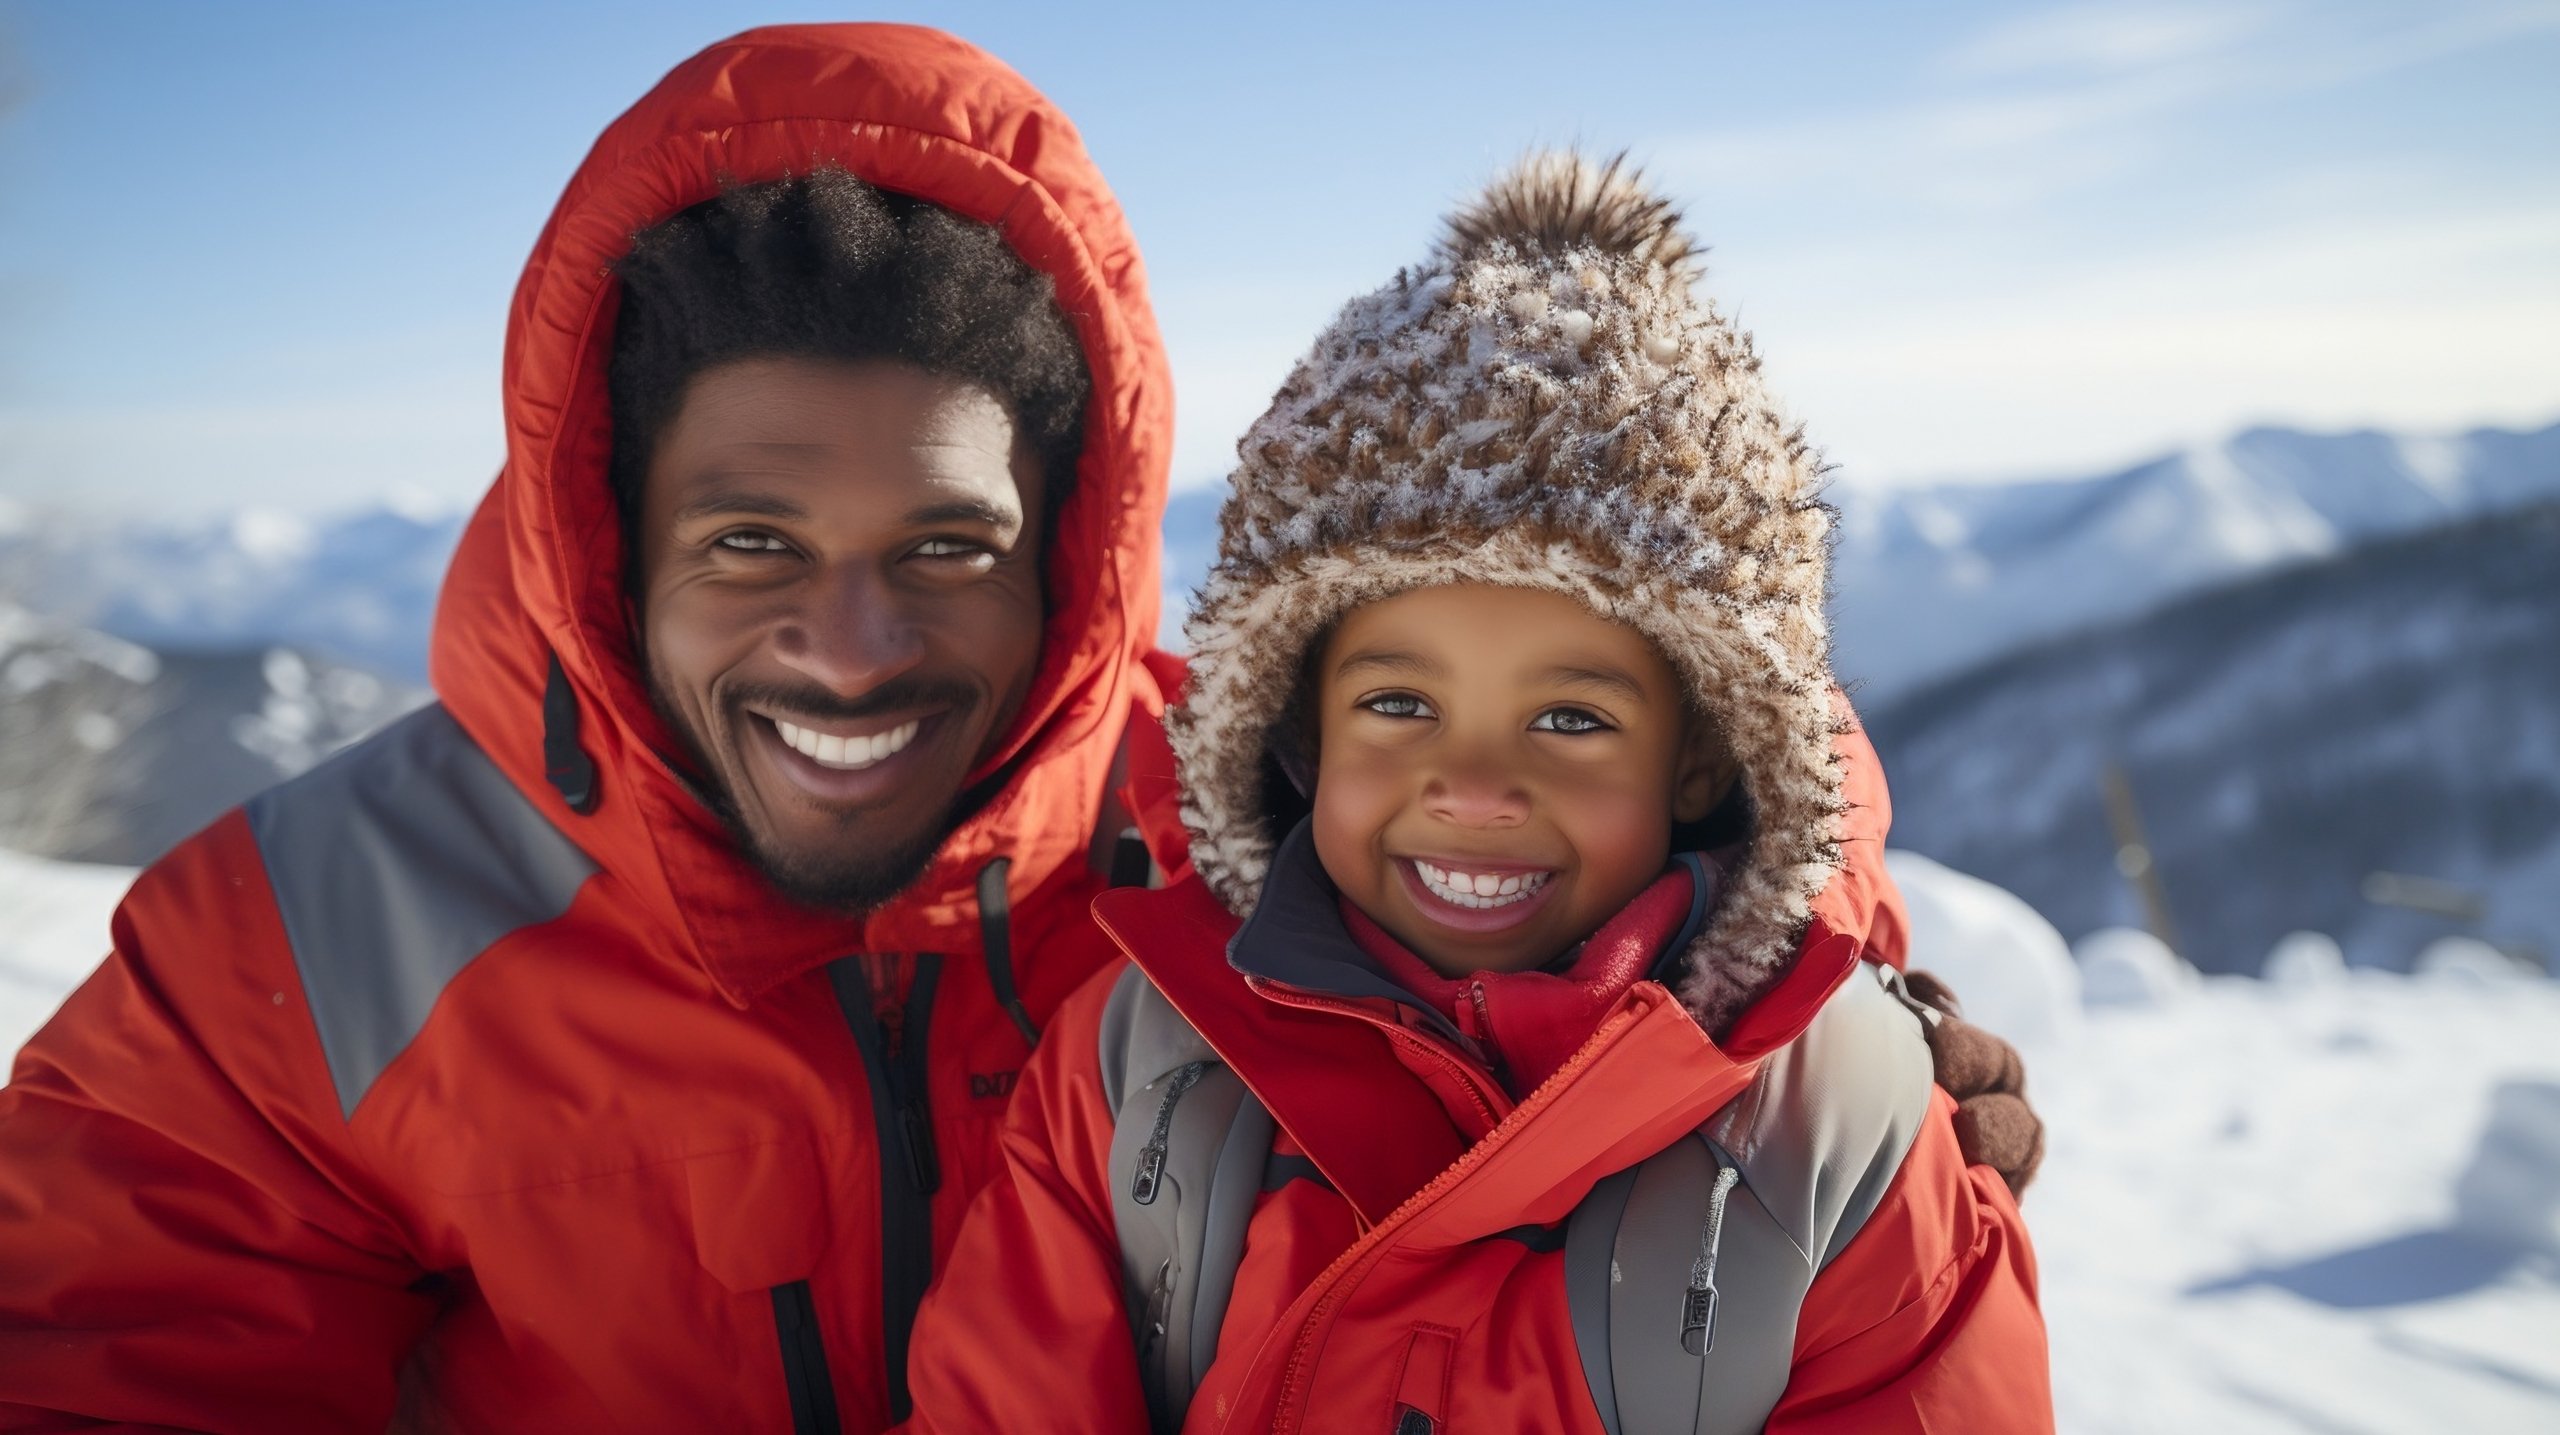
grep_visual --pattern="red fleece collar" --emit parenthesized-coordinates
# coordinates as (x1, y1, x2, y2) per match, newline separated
(1342, 865, 1699, 1098)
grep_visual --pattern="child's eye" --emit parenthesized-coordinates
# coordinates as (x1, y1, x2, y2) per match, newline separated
(714, 531, 792, 555)
(1530, 706, 1611, 734)
(1361, 693, 1436, 720)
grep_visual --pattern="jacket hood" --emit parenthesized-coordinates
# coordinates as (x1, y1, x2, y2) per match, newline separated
(428, 24, 1173, 1004)
(1171, 151, 1862, 1035)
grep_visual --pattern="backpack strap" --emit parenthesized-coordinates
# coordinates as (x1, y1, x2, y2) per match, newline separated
(1566, 962, 1936, 1435)
(1099, 965, 1276, 1435)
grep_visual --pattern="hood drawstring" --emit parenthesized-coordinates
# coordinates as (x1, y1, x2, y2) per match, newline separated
(1681, 1154, 1742, 1356)
(977, 859, 1040, 1047)
(542, 651, 598, 815)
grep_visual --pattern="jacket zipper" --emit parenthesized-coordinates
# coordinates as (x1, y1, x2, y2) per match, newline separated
(770, 1279, 842, 1435)
(1265, 991, 1674, 1433)
(1131, 1060, 1210, 1204)
(825, 954, 945, 1426)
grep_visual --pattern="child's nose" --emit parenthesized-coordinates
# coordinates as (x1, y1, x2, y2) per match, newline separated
(1421, 758, 1530, 829)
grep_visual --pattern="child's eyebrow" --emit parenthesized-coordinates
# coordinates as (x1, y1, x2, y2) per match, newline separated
(1542, 665, 1653, 704)
(1333, 648, 1441, 682)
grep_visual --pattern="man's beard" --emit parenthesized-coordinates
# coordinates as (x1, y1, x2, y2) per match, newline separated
(721, 794, 954, 913)
(653, 672, 977, 914)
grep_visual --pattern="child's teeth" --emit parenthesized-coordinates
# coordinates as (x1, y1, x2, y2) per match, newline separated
(1415, 861, 1548, 909)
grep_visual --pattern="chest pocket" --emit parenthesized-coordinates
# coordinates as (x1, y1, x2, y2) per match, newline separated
(684, 1138, 835, 1292)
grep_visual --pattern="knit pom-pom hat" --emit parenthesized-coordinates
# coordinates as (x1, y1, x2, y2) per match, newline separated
(1172, 151, 1845, 1033)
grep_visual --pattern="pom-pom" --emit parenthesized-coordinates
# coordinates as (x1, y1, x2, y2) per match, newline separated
(1440, 150, 1697, 275)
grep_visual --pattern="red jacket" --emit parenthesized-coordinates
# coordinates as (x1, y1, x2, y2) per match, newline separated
(0, 26, 1184, 1433)
(904, 724, 2051, 1433)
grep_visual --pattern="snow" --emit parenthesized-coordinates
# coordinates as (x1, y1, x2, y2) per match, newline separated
(2076, 926, 2199, 1007)
(0, 848, 130, 1067)
(2262, 931, 2350, 987)
(1887, 848, 2081, 1051)
(2416, 936, 2539, 986)
(2, 846, 2557, 1431)
(2455, 1082, 2560, 1256)
(2035, 974, 2560, 1433)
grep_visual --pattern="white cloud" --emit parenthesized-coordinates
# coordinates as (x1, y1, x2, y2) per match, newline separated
(1945, 1, 2273, 80)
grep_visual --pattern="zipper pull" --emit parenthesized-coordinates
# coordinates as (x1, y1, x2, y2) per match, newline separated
(899, 1094, 940, 1195)
(1137, 1257, 1175, 1364)
(1682, 1162, 1743, 1356)
(1131, 1061, 1209, 1205)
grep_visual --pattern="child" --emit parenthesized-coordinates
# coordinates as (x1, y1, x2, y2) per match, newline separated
(904, 153, 2050, 1433)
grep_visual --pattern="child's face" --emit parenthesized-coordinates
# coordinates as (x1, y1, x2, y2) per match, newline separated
(1309, 584, 1732, 977)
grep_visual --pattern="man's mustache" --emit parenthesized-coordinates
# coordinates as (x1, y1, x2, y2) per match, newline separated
(726, 676, 979, 727)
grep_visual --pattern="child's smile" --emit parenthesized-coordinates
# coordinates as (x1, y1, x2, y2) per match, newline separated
(1309, 583, 1734, 975)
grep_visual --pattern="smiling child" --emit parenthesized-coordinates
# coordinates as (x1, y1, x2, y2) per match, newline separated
(903, 152, 2050, 1433)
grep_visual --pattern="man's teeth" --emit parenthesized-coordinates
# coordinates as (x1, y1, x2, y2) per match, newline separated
(1413, 860, 1551, 910)
(772, 718, 921, 770)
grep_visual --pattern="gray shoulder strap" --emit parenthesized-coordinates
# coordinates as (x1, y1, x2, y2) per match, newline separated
(1099, 966, 1275, 1435)
(1568, 962, 1935, 1435)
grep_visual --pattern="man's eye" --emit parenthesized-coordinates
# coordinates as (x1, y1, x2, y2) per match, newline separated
(914, 538, 996, 565)
(1530, 707, 1610, 734)
(714, 531, 791, 554)
(1361, 693, 1435, 720)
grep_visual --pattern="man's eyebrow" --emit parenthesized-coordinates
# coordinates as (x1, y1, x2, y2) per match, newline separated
(1542, 664, 1653, 704)
(906, 499, 1020, 530)
(671, 488, 808, 524)
(1333, 648, 1442, 681)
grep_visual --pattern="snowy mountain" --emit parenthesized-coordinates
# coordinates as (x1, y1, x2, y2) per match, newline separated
(0, 499, 464, 684)
(1828, 420, 2560, 701)
(1865, 501, 2560, 977)
(7, 418, 2550, 701)
(0, 602, 426, 866)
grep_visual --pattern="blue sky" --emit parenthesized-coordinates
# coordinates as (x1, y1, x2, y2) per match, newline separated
(1, 0, 2555, 517)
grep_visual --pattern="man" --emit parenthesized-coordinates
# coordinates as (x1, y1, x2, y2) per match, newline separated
(0, 23, 2037, 1434)
(0, 25, 1186, 1431)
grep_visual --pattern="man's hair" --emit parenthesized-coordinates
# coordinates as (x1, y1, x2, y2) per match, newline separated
(607, 168, 1090, 539)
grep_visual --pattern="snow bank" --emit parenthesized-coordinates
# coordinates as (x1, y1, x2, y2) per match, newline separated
(0, 847, 132, 1064)
(2455, 1080, 2560, 1255)
(2075, 926, 2197, 1008)
(2261, 930, 2349, 986)
(1884, 849, 2081, 1050)
(2415, 936, 2537, 985)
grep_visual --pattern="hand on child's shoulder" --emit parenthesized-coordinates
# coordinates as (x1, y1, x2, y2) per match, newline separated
(1906, 969, 2045, 1198)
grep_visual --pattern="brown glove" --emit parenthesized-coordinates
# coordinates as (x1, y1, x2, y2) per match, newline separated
(1903, 969, 2045, 1199)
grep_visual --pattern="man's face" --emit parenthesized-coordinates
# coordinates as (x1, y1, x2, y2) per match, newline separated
(632, 356, 1048, 910)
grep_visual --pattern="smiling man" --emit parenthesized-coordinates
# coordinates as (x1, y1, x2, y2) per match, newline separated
(0, 26, 1189, 1433)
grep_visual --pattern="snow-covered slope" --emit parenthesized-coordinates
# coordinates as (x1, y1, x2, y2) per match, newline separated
(0, 602, 427, 865)
(0, 847, 130, 1067)
(1829, 420, 2560, 700)
(1868, 501, 2560, 975)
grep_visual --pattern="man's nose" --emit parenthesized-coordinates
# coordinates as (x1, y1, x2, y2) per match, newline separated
(1420, 748, 1531, 829)
(770, 563, 925, 697)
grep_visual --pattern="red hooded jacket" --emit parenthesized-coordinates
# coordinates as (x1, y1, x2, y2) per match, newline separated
(0, 26, 1185, 1433)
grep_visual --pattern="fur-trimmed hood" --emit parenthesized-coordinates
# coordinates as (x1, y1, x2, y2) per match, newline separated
(1172, 152, 1851, 1034)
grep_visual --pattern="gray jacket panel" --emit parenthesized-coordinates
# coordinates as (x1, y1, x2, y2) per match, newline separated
(243, 704, 597, 1118)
